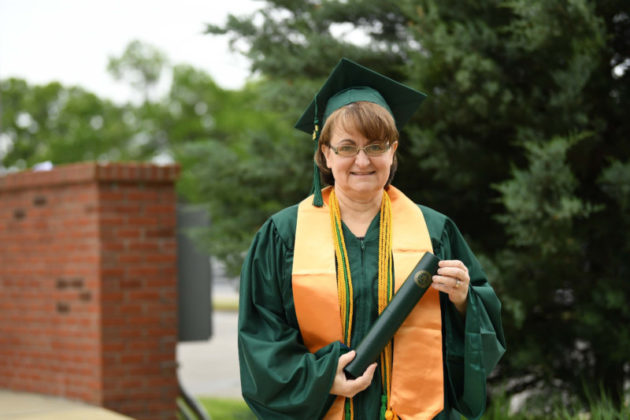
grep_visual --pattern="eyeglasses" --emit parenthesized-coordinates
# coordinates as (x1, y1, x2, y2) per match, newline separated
(328, 142, 393, 157)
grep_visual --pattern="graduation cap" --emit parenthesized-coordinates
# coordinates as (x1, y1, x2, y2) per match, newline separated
(295, 58, 427, 206)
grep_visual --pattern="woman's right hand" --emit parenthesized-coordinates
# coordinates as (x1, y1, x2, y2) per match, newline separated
(330, 350, 377, 398)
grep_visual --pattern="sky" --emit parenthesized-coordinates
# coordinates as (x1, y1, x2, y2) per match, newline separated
(0, 0, 258, 103)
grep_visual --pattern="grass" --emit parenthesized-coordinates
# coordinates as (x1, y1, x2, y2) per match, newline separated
(484, 389, 630, 420)
(198, 397, 255, 420)
(212, 300, 239, 312)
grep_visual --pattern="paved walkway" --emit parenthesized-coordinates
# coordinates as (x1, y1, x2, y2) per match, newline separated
(0, 391, 132, 420)
(177, 310, 241, 398)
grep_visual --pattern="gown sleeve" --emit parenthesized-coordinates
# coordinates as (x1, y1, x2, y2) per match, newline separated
(238, 217, 342, 419)
(432, 215, 507, 419)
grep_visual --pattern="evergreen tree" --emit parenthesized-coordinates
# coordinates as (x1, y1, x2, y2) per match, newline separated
(207, 0, 630, 409)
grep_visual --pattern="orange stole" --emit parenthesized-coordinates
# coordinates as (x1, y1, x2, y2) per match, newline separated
(292, 186, 444, 419)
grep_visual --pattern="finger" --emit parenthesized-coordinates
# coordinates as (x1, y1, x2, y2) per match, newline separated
(338, 350, 356, 368)
(432, 274, 462, 286)
(432, 280, 467, 307)
(436, 267, 468, 281)
(431, 281, 452, 293)
(356, 362, 377, 383)
(439, 260, 469, 273)
(362, 362, 377, 380)
(432, 276, 465, 292)
(349, 363, 377, 396)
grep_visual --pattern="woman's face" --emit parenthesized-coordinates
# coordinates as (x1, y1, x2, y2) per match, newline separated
(323, 122, 397, 200)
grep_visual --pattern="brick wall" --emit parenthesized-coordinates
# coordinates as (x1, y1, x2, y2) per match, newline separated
(0, 162, 180, 420)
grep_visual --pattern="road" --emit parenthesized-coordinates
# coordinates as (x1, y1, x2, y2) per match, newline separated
(177, 308, 241, 398)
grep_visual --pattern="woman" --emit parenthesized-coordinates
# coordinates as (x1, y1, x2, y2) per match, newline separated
(238, 58, 505, 419)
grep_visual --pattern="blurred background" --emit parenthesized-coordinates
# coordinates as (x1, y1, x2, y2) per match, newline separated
(1, 0, 629, 419)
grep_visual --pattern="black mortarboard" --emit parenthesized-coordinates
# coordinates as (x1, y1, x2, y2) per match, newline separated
(295, 58, 427, 206)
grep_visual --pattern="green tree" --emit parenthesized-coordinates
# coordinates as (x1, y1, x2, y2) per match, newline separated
(107, 39, 168, 102)
(0, 78, 139, 169)
(165, 66, 309, 274)
(207, 0, 630, 410)
(1, 41, 174, 170)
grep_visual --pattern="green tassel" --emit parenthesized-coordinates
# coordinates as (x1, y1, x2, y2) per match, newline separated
(380, 394, 388, 420)
(345, 399, 351, 419)
(311, 120, 323, 207)
(311, 96, 324, 207)
(312, 160, 323, 207)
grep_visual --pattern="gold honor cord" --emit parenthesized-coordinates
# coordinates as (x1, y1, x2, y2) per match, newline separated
(330, 189, 354, 346)
(329, 189, 356, 420)
(377, 192, 396, 420)
(329, 189, 395, 420)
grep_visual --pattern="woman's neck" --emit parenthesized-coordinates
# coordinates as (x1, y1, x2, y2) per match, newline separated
(334, 187, 383, 237)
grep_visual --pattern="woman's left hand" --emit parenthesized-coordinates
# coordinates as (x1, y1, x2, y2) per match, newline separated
(431, 260, 469, 315)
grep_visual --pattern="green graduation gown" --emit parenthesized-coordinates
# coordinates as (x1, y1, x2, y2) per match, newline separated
(238, 202, 506, 419)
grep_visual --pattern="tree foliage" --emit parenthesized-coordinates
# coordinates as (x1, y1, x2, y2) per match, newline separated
(0, 40, 173, 170)
(156, 65, 310, 274)
(0, 78, 139, 169)
(107, 39, 168, 101)
(207, 0, 630, 410)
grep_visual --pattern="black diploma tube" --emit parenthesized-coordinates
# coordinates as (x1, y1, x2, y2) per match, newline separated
(344, 252, 440, 379)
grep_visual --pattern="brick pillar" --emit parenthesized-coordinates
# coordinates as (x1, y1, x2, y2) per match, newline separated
(0, 162, 180, 420)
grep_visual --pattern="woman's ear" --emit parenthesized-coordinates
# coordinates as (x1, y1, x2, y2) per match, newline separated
(323, 145, 332, 169)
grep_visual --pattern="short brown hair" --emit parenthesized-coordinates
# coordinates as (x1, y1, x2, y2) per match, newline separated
(315, 101, 399, 187)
